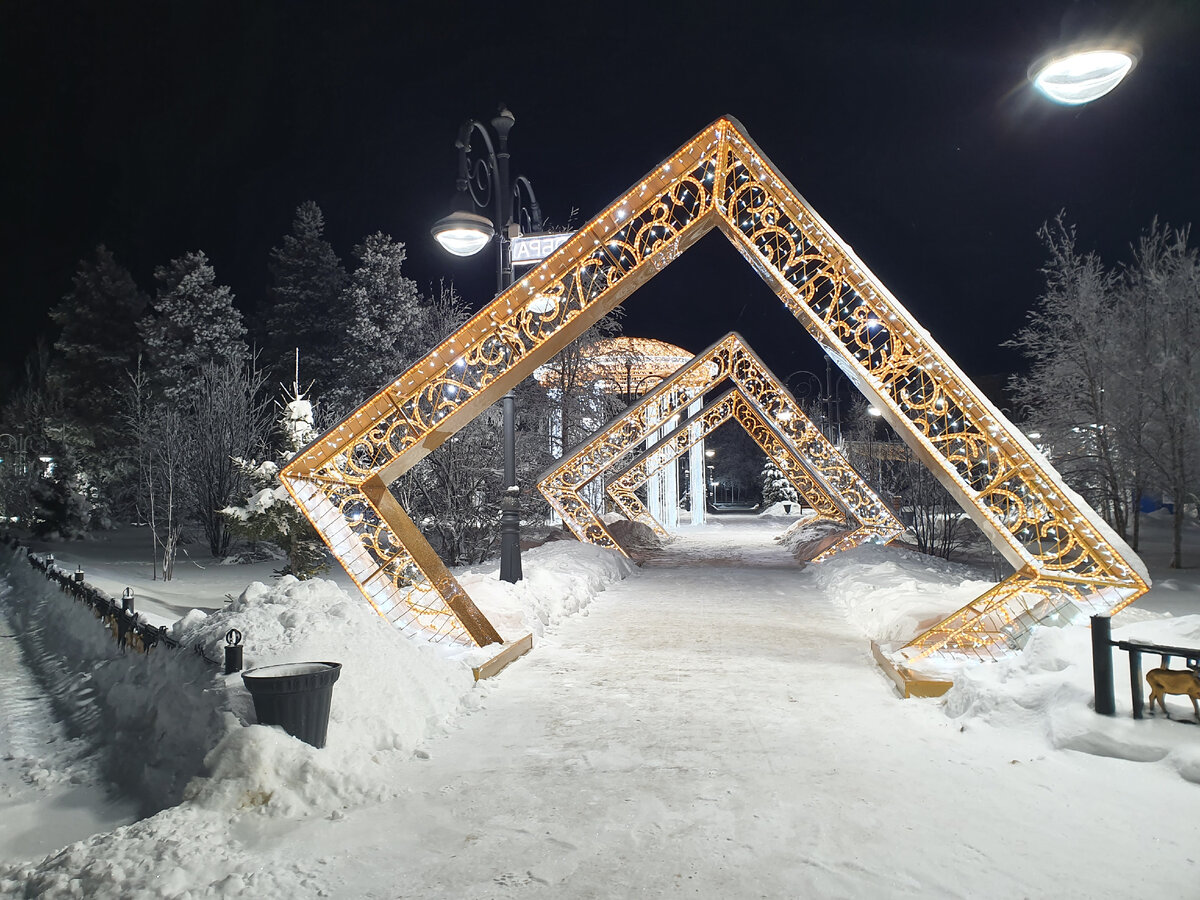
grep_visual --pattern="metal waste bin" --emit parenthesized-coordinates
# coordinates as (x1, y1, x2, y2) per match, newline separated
(241, 661, 342, 749)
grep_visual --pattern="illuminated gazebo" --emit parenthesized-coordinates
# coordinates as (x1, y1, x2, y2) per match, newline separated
(580, 336, 696, 400)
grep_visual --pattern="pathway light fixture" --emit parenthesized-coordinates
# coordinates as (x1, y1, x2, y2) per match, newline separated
(432, 105, 546, 584)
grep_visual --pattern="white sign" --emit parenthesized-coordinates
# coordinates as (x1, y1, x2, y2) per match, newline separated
(511, 232, 574, 267)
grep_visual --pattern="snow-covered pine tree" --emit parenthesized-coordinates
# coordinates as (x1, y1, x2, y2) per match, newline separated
(222, 366, 329, 578)
(140, 250, 248, 401)
(323, 232, 428, 421)
(262, 202, 349, 396)
(760, 457, 800, 507)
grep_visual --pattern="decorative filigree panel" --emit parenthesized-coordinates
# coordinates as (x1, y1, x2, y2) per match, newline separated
(280, 116, 1148, 662)
(608, 390, 891, 562)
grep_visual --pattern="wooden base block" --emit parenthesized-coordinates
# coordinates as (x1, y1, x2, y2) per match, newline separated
(871, 641, 954, 699)
(472, 633, 534, 681)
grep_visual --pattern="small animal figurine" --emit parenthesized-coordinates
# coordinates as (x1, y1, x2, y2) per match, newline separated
(1145, 667, 1200, 720)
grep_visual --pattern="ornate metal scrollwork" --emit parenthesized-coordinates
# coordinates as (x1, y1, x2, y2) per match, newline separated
(280, 117, 1148, 662)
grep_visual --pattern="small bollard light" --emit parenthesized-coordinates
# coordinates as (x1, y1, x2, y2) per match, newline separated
(224, 628, 243, 675)
(74, 565, 84, 583)
(121, 587, 135, 614)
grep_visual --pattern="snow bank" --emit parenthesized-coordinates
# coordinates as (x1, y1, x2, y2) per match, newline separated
(805, 542, 1200, 785)
(810, 542, 995, 644)
(0, 539, 632, 895)
(945, 615, 1200, 784)
(0, 549, 228, 814)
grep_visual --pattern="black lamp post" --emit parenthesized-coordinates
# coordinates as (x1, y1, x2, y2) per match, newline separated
(431, 105, 544, 584)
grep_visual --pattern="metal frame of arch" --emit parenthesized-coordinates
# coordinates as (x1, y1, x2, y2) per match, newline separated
(607, 388, 894, 563)
(539, 332, 900, 561)
(280, 116, 1148, 663)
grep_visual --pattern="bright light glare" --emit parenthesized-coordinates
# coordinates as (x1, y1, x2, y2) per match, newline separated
(431, 210, 494, 257)
(867, 406, 883, 417)
(526, 295, 557, 314)
(1031, 49, 1135, 105)
(433, 227, 491, 257)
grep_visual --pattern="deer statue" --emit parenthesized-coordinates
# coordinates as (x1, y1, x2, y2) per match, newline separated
(1145, 667, 1200, 720)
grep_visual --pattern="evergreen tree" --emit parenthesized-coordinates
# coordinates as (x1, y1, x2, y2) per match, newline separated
(323, 232, 430, 420)
(761, 457, 800, 507)
(48, 245, 147, 449)
(262, 201, 349, 396)
(223, 376, 329, 578)
(140, 251, 247, 401)
(47, 246, 147, 520)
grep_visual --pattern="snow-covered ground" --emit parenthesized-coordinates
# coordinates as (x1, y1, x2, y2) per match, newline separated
(0, 511, 1198, 897)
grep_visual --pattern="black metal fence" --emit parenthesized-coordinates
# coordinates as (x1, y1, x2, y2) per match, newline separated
(1, 533, 221, 667)
(1091, 614, 1200, 719)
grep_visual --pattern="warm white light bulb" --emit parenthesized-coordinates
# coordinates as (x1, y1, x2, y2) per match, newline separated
(1031, 49, 1136, 105)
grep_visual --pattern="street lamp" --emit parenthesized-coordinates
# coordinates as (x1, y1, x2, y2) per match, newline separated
(786, 358, 849, 444)
(431, 105, 545, 584)
(1029, 46, 1137, 105)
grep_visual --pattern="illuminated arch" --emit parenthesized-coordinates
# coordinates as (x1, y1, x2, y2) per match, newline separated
(539, 332, 899, 559)
(280, 116, 1148, 664)
(609, 389, 891, 563)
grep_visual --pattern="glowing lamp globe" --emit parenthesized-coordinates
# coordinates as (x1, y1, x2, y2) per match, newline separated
(431, 210, 494, 257)
(1030, 49, 1136, 105)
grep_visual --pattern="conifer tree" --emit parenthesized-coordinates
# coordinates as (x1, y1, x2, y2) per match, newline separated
(761, 458, 800, 507)
(323, 232, 429, 419)
(222, 367, 329, 578)
(48, 245, 147, 447)
(140, 251, 247, 401)
(47, 246, 147, 516)
(262, 201, 348, 395)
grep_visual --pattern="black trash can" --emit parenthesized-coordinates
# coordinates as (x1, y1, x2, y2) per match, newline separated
(241, 662, 342, 749)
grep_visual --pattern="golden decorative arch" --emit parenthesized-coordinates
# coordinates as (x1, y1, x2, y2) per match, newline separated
(280, 116, 1148, 663)
(606, 390, 838, 538)
(539, 332, 900, 559)
(608, 389, 892, 563)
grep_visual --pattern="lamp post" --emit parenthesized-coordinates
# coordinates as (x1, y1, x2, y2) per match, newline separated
(432, 105, 544, 584)
(786, 359, 845, 443)
(1029, 46, 1137, 105)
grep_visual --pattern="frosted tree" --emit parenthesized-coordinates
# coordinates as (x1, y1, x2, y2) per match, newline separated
(323, 232, 429, 420)
(140, 251, 248, 401)
(223, 363, 328, 578)
(123, 358, 186, 581)
(1121, 220, 1200, 567)
(186, 358, 273, 557)
(261, 201, 349, 395)
(1007, 215, 1141, 537)
(760, 457, 800, 508)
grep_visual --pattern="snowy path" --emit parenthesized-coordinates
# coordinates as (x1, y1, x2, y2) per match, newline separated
(233, 519, 1198, 898)
(0, 596, 137, 864)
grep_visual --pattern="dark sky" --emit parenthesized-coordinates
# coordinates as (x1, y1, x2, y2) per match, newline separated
(3, 0, 1198, 398)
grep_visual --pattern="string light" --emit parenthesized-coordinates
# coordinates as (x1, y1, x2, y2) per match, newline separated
(280, 115, 1147, 663)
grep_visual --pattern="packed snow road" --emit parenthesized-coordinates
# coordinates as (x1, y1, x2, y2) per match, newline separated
(235, 518, 1196, 898)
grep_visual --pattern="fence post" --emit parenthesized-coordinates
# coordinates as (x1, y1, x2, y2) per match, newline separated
(1092, 615, 1115, 715)
(1129, 649, 1144, 719)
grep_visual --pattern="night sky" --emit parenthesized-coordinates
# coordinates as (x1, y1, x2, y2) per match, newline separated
(4, 1, 1199, 398)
